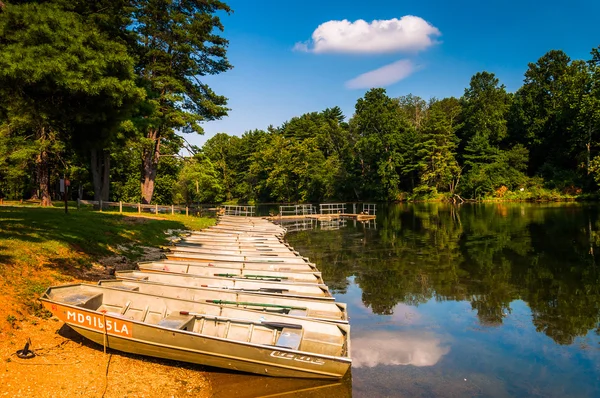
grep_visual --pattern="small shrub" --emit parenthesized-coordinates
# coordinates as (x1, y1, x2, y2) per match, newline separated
(6, 315, 17, 328)
(495, 186, 508, 198)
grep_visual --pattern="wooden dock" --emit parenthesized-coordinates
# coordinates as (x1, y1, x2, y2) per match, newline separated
(266, 213, 376, 222)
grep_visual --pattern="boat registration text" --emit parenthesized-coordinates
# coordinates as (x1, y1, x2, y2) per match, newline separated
(44, 302, 133, 337)
(270, 350, 325, 365)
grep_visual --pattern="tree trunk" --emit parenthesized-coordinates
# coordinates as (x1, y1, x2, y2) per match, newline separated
(586, 125, 592, 175)
(90, 148, 111, 202)
(37, 126, 52, 207)
(37, 149, 51, 207)
(141, 129, 161, 204)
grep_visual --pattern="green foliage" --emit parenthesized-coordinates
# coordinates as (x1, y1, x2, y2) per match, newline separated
(1, 8, 599, 206)
(351, 88, 417, 200)
(174, 154, 224, 204)
(415, 98, 461, 196)
(132, 0, 233, 203)
(0, 1, 140, 205)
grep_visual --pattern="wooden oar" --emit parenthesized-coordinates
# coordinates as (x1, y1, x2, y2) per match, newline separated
(199, 284, 289, 293)
(214, 273, 289, 280)
(206, 299, 307, 311)
(178, 311, 303, 329)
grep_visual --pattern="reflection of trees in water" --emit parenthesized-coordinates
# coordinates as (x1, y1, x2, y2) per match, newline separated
(287, 203, 600, 345)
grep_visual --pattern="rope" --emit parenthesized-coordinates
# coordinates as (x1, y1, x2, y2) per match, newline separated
(100, 353, 112, 398)
(102, 311, 107, 354)
(101, 311, 111, 398)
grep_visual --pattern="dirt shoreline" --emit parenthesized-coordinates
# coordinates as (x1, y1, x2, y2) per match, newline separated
(1, 319, 212, 398)
(1, 244, 215, 398)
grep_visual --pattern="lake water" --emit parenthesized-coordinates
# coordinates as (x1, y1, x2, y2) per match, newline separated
(212, 203, 600, 397)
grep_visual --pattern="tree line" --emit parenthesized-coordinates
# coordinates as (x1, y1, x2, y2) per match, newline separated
(203, 47, 600, 203)
(0, 2, 599, 205)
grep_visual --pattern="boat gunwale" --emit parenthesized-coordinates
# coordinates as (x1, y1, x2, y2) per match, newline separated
(140, 260, 321, 274)
(113, 274, 335, 301)
(115, 269, 331, 290)
(39, 286, 351, 364)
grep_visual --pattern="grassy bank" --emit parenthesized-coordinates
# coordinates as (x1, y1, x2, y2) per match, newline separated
(0, 205, 214, 332)
(406, 187, 593, 202)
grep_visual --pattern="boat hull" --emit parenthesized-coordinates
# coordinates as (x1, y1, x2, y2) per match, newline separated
(41, 300, 350, 379)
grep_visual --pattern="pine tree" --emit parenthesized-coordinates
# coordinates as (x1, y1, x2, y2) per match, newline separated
(132, 0, 233, 204)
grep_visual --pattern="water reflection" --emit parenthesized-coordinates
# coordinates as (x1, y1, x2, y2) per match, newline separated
(286, 203, 600, 397)
(352, 331, 450, 368)
(288, 203, 600, 345)
(210, 372, 352, 398)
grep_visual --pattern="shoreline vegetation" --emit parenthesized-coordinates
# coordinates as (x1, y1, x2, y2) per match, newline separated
(0, 204, 216, 395)
(0, 205, 214, 330)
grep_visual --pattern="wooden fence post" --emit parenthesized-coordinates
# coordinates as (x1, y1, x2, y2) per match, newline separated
(119, 201, 123, 213)
(186, 206, 189, 216)
(155, 204, 158, 214)
(171, 205, 174, 215)
(138, 203, 141, 213)
(99, 200, 103, 212)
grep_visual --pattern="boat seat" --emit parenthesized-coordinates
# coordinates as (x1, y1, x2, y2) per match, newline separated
(56, 292, 103, 310)
(108, 285, 139, 292)
(275, 327, 303, 350)
(158, 313, 195, 331)
(287, 309, 308, 317)
(125, 275, 149, 281)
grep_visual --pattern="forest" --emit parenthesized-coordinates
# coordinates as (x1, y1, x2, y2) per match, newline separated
(1, 1, 599, 205)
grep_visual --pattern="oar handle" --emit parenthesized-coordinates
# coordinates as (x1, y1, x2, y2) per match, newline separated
(214, 273, 288, 281)
(261, 321, 303, 330)
(178, 311, 302, 329)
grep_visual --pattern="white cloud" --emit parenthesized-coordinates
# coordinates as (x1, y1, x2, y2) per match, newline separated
(292, 42, 309, 52)
(294, 16, 440, 54)
(345, 59, 418, 89)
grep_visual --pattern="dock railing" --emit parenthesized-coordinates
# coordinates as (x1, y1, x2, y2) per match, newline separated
(320, 203, 346, 215)
(362, 203, 377, 215)
(222, 205, 255, 217)
(279, 204, 317, 216)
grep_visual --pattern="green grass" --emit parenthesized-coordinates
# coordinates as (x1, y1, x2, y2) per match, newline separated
(0, 205, 214, 267)
(0, 205, 215, 321)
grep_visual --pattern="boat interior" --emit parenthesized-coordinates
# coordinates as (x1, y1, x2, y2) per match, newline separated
(45, 284, 349, 358)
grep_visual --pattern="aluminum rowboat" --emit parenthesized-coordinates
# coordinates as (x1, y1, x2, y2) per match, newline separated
(151, 259, 318, 272)
(138, 261, 324, 284)
(115, 270, 334, 300)
(165, 252, 312, 265)
(41, 284, 350, 379)
(98, 279, 347, 323)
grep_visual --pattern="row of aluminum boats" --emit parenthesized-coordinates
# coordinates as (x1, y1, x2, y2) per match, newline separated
(41, 216, 351, 379)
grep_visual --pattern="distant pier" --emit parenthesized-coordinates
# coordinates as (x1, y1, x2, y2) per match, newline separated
(265, 203, 376, 222)
(267, 213, 375, 221)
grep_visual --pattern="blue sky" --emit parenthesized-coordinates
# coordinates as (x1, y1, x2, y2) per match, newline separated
(193, 0, 600, 148)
